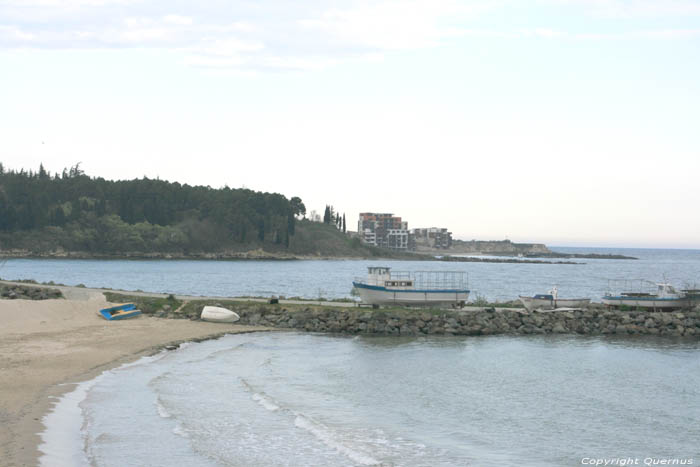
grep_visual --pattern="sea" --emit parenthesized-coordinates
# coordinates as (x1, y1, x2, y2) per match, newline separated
(3, 247, 700, 302)
(4, 247, 700, 466)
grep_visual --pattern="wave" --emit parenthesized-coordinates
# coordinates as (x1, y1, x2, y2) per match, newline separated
(39, 351, 172, 467)
(155, 396, 172, 418)
(240, 378, 382, 465)
(293, 414, 382, 466)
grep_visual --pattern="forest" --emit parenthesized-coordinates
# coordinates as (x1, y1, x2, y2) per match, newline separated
(0, 163, 308, 254)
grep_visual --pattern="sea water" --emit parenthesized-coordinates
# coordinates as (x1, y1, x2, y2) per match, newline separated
(41, 333, 700, 466)
(4, 247, 700, 302)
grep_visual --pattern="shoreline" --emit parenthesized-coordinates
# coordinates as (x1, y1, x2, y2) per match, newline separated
(0, 291, 273, 467)
(38, 329, 271, 467)
(0, 251, 582, 265)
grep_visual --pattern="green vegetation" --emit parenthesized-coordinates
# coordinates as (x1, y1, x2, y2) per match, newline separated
(285, 220, 387, 257)
(0, 163, 301, 253)
(0, 163, 389, 257)
(103, 292, 182, 314)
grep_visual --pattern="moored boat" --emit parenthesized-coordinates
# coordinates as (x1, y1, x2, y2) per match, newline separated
(201, 306, 240, 323)
(352, 267, 469, 307)
(99, 303, 142, 320)
(518, 287, 590, 312)
(602, 280, 690, 310)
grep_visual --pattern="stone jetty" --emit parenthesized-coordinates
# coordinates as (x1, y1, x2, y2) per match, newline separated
(159, 302, 700, 338)
(0, 283, 63, 300)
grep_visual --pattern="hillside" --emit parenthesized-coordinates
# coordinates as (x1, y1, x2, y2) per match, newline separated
(0, 163, 402, 259)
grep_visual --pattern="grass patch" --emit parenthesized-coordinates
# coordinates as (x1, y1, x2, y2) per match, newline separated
(103, 292, 183, 314)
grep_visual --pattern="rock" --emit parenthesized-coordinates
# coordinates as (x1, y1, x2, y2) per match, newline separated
(552, 323, 567, 334)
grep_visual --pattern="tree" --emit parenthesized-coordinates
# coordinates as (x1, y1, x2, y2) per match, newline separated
(53, 207, 66, 226)
(68, 162, 84, 178)
(342, 213, 346, 233)
(287, 211, 296, 237)
(290, 196, 306, 219)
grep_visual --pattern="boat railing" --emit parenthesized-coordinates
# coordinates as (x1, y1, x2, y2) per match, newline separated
(356, 271, 468, 290)
(605, 279, 659, 296)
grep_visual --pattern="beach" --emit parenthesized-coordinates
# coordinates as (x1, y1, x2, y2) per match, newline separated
(0, 289, 271, 467)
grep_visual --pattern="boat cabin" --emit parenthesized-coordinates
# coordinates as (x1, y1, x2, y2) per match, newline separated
(656, 283, 680, 298)
(366, 267, 414, 289)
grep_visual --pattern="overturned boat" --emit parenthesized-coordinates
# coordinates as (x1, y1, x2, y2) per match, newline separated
(519, 287, 590, 312)
(602, 280, 691, 310)
(201, 306, 240, 323)
(99, 303, 142, 320)
(352, 267, 469, 307)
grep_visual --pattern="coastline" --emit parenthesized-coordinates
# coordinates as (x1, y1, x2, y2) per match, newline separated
(0, 291, 272, 467)
(0, 249, 582, 265)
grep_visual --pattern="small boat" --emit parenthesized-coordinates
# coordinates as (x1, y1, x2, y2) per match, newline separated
(201, 306, 240, 323)
(352, 267, 469, 307)
(603, 281, 690, 310)
(518, 287, 590, 312)
(99, 303, 142, 320)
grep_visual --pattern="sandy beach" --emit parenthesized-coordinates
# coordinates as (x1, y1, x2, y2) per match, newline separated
(0, 288, 271, 467)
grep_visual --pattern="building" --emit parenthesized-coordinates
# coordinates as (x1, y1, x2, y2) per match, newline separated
(412, 227, 452, 249)
(358, 213, 410, 250)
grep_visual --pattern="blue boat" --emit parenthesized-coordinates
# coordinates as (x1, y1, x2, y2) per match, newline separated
(99, 303, 142, 320)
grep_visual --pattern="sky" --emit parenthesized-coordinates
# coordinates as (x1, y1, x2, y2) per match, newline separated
(1, 0, 699, 248)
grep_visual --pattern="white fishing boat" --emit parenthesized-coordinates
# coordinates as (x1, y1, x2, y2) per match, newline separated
(602, 280, 690, 310)
(518, 287, 590, 312)
(352, 267, 469, 307)
(200, 306, 240, 323)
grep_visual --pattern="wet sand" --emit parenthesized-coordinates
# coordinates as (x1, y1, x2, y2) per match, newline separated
(0, 290, 271, 466)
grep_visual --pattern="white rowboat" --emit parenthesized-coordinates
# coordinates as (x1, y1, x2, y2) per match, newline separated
(201, 306, 240, 323)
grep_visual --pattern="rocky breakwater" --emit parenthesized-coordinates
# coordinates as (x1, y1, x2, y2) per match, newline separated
(161, 302, 700, 338)
(0, 283, 63, 300)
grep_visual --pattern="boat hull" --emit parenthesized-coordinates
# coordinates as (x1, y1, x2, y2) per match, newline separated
(602, 296, 690, 309)
(201, 306, 240, 323)
(99, 303, 142, 320)
(518, 297, 590, 312)
(353, 282, 469, 306)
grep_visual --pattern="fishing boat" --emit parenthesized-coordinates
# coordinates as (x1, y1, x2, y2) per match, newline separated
(518, 287, 590, 312)
(352, 267, 469, 307)
(200, 306, 240, 323)
(602, 280, 691, 310)
(99, 303, 142, 320)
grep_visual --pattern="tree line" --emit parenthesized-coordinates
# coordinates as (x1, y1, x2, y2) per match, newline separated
(323, 205, 346, 233)
(0, 163, 306, 253)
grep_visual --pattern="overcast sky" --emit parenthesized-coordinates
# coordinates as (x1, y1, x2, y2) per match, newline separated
(2, 0, 699, 248)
